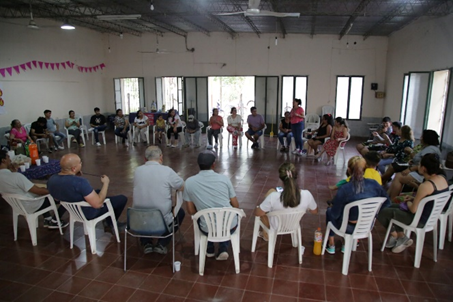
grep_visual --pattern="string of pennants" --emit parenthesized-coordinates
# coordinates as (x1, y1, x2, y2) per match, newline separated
(0, 61, 106, 77)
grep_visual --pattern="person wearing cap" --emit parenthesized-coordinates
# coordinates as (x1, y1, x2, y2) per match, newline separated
(44, 109, 66, 150)
(183, 150, 239, 261)
(133, 146, 185, 254)
(182, 115, 201, 148)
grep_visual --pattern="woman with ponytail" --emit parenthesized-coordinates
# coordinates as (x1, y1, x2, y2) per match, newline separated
(255, 162, 318, 240)
(378, 153, 448, 253)
(325, 156, 390, 254)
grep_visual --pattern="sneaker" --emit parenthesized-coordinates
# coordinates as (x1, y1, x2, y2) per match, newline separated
(125, 141, 129, 147)
(44, 219, 69, 229)
(171, 145, 177, 148)
(280, 146, 286, 152)
(54, 146, 58, 151)
(216, 251, 229, 261)
(251, 142, 256, 149)
(58, 145, 64, 150)
(206, 250, 215, 258)
(325, 245, 335, 254)
(214, 143, 218, 148)
(391, 236, 413, 253)
(292, 149, 300, 154)
(96, 142, 101, 146)
(72, 139, 77, 144)
(47, 149, 53, 153)
(153, 244, 168, 255)
(385, 236, 398, 249)
(301, 149, 307, 154)
(297, 150, 303, 156)
(207, 144, 213, 150)
(144, 243, 154, 254)
(167, 143, 171, 147)
(79, 143, 85, 148)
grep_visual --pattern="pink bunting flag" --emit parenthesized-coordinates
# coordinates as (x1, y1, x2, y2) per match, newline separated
(32, 61, 37, 68)
(6, 67, 13, 76)
(26, 62, 32, 69)
(44, 62, 49, 69)
(69, 62, 74, 69)
(56, 63, 60, 70)
(100, 63, 106, 69)
(50, 63, 54, 70)
(0, 69, 5, 77)
(89, 67, 92, 72)
(77, 66, 82, 72)
(61, 62, 66, 69)
(38, 61, 43, 69)
(20, 64, 27, 71)
(66, 61, 71, 68)
(13, 66, 20, 74)
(94, 66, 98, 71)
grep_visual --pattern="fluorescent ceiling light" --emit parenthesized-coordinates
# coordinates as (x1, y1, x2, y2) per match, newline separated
(61, 21, 75, 30)
(97, 14, 141, 20)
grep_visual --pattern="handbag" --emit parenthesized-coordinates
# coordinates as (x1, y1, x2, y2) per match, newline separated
(445, 151, 453, 169)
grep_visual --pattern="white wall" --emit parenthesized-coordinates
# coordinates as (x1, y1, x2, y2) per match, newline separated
(104, 32, 388, 125)
(384, 14, 453, 119)
(0, 19, 106, 127)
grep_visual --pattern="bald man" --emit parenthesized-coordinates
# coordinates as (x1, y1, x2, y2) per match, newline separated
(47, 153, 127, 229)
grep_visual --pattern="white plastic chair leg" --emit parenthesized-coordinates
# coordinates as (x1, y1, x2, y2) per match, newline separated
(291, 232, 297, 247)
(199, 236, 208, 276)
(123, 231, 128, 271)
(86, 223, 97, 254)
(231, 233, 240, 274)
(414, 230, 425, 268)
(13, 212, 18, 241)
(342, 235, 353, 275)
(297, 228, 303, 264)
(368, 233, 373, 272)
(439, 215, 447, 250)
(352, 239, 358, 252)
(267, 232, 276, 268)
(193, 223, 200, 256)
(433, 227, 438, 262)
(381, 221, 393, 252)
(251, 217, 260, 252)
(26, 216, 38, 246)
(69, 219, 75, 249)
(321, 225, 331, 255)
(448, 213, 453, 242)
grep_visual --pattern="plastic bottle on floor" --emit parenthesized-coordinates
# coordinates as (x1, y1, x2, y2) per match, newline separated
(313, 227, 323, 255)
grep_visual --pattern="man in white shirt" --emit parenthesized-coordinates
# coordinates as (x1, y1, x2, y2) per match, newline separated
(0, 150, 67, 229)
(133, 146, 185, 254)
(183, 150, 239, 260)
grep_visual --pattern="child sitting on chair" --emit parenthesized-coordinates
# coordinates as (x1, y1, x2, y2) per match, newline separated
(155, 114, 166, 144)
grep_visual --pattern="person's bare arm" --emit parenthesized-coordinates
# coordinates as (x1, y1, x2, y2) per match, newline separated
(310, 208, 319, 214)
(278, 122, 284, 132)
(28, 186, 49, 196)
(230, 196, 239, 208)
(255, 206, 266, 216)
(186, 201, 197, 215)
(83, 175, 110, 208)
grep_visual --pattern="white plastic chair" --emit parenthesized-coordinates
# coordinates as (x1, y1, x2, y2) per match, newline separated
(2, 193, 63, 246)
(77, 116, 90, 142)
(114, 126, 131, 144)
(88, 126, 107, 145)
(124, 207, 176, 272)
(322, 197, 386, 275)
(246, 124, 267, 149)
(24, 123, 49, 152)
(439, 185, 453, 250)
(60, 199, 120, 254)
(333, 131, 351, 165)
(64, 125, 86, 148)
(133, 125, 150, 145)
(305, 114, 320, 130)
(185, 122, 205, 147)
(206, 125, 223, 148)
(251, 210, 306, 268)
(322, 105, 335, 117)
(192, 207, 246, 276)
(380, 191, 451, 268)
(227, 129, 243, 148)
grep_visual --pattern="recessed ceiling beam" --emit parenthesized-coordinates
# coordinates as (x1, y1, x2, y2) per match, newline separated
(339, 0, 372, 40)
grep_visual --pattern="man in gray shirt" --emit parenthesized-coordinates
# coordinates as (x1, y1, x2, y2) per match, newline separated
(133, 146, 185, 254)
(182, 115, 201, 148)
(183, 150, 239, 261)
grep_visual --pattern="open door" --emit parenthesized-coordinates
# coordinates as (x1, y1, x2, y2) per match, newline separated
(255, 76, 279, 135)
(184, 77, 208, 124)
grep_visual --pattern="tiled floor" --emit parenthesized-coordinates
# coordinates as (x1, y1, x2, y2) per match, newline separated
(1, 132, 452, 302)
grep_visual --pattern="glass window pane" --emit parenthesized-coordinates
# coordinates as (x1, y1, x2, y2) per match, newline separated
(282, 76, 293, 115)
(295, 77, 308, 112)
(335, 77, 349, 118)
(348, 77, 363, 120)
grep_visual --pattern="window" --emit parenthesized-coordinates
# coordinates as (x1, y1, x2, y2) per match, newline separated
(335, 76, 364, 120)
(158, 77, 183, 114)
(281, 76, 307, 116)
(113, 78, 144, 114)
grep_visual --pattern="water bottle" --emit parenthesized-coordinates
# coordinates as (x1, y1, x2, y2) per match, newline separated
(313, 227, 323, 255)
(24, 140, 30, 157)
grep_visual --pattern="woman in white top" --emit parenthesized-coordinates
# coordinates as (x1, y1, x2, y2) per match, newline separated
(133, 110, 149, 145)
(255, 162, 318, 240)
(166, 108, 182, 148)
(227, 107, 243, 149)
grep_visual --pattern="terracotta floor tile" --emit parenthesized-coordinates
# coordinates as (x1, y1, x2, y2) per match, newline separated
(156, 294, 186, 302)
(427, 282, 452, 300)
(42, 291, 75, 302)
(162, 279, 194, 297)
(348, 274, 377, 291)
(374, 276, 405, 294)
(272, 279, 299, 297)
(115, 271, 147, 288)
(220, 273, 249, 289)
(100, 284, 136, 302)
(57, 276, 92, 295)
(140, 274, 171, 293)
(37, 271, 72, 290)
(298, 282, 325, 300)
(270, 295, 298, 302)
(243, 290, 271, 301)
(187, 283, 218, 301)
(379, 292, 410, 302)
(95, 266, 125, 284)
(400, 280, 435, 298)
(325, 285, 354, 302)
(299, 268, 325, 285)
(246, 275, 273, 293)
(351, 289, 381, 302)
(214, 287, 244, 302)
(14, 286, 53, 302)
(127, 289, 160, 302)
(78, 280, 113, 300)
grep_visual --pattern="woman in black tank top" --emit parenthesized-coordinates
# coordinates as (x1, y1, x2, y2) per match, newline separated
(307, 114, 333, 155)
(378, 154, 449, 254)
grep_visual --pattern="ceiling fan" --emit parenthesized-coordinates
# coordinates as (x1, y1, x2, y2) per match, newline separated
(217, 0, 300, 18)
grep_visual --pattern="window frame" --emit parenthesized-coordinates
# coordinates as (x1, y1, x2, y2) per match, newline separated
(335, 75, 364, 121)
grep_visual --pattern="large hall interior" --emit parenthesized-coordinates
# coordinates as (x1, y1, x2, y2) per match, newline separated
(1, 1, 453, 301)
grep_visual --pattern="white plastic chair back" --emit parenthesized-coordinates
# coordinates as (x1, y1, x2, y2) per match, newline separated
(267, 210, 305, 234)
(322, 105, 335, 117)
(2, 193, 63, 246)
(133, 125, 150, 144)
(24, 123, 48, 151)
(380, 191, 451, 268)
(61, 199, 120, 254)
(439, 185, 453, 249)
(322, 197, 386, 275)
(192, 207, 246, 275)
(305, 114, 320, 129)
(334, 130, 351, 165)
(64, 125, 86, 147)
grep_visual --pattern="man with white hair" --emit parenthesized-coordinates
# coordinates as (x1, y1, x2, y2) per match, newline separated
(133, 146, 185, 254)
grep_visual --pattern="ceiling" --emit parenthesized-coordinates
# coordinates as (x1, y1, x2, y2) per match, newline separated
(0, 0, 452, 40)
